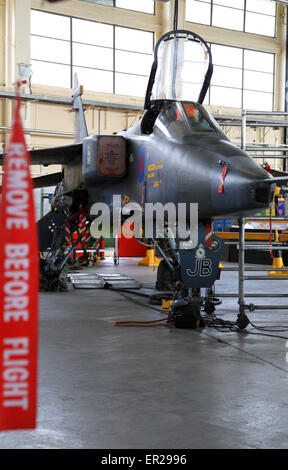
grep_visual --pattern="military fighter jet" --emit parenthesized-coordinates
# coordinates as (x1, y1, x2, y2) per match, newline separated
(1, 29, 286, 326)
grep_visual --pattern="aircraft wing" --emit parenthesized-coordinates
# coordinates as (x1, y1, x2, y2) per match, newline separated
(269, 168, 288, 179)
(0, 143, 82, 166)
(262, 176, 288, 184)
(0, 171, 63, 193)
(32, 172, 63, 189)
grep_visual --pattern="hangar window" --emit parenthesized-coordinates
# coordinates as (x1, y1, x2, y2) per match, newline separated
(115, 27, 154, 96)
(31, 10, 154, 97)
(30, 10, 71, 87)
(186, 0, 276, 37)
(72, 18, 114, 93)
(80, 0, 155, 14)
(185, 0, 211, 25)
(207, 44, 274, 111)
(243, 50, 274, 110)
(245, 0, 276, 36)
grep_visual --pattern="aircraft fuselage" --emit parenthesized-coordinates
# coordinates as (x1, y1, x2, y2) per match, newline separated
(76, 115, 274, 222)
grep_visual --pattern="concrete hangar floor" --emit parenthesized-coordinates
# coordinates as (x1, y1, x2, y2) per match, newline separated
(1, 258, 288, 449)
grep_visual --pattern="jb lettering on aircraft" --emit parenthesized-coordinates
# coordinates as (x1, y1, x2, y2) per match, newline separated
(187, 259, 213, 278)
(1, 29, 287, 326)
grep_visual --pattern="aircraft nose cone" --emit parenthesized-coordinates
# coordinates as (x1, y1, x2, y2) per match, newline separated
(211, 159, 275, 218)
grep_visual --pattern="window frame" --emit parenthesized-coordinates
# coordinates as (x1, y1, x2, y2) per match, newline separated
(30, 9, 155, 97)
(186, 0, 277, 38)
(79, 0, 156, 15)
(207, 42, 275, 111)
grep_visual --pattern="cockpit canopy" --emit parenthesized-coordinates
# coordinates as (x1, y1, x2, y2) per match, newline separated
(139, 29, 218, 138)
(145, 30, 213, 109)
(153, 101, 227, 142)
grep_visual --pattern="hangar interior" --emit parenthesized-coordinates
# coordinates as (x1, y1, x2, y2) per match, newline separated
(2, 0, 288, 450)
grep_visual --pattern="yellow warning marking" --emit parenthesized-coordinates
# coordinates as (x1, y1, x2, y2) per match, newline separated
(153, 181, 159, 188)
(156, 164, 163, 169)
(161, 299, 173, 312)
(148, 172, 155, 178)
(148, 164, 155, 171)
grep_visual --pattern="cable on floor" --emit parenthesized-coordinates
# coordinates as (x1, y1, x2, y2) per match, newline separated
(109, 286, 288, 339)
(197, 328, 288, 375)
(109, 288, 166, 314)
(115, 318, 175, 327)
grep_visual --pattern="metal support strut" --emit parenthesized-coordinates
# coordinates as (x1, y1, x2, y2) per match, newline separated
(237, 218, 250, 328)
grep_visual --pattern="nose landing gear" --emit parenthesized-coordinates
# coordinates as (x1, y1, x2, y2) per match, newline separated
(155, 221, 224, 328)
